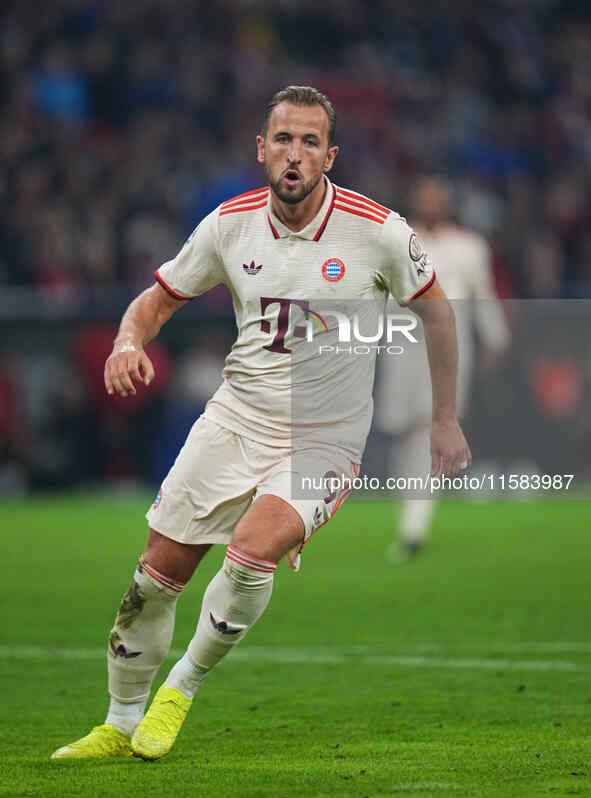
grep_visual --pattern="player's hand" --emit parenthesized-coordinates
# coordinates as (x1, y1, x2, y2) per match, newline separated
(430, 417, 471, 477)
(104, 342, 155, 398)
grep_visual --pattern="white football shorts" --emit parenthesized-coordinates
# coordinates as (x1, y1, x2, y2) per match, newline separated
(146, 416, 359, 548)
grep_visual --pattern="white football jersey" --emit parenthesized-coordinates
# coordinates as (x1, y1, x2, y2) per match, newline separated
(156, 178, 435, 460)
(411, 223, 509, 356)
(374, 222, 509, 432)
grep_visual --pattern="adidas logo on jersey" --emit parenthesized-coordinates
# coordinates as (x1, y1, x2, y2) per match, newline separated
(243, 260, 263, 275)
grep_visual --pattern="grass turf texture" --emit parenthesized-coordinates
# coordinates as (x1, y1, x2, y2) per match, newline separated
(1, 495, 590, 797)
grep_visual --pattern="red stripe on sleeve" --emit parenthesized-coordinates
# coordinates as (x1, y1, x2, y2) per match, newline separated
(219, 199, 268, 216)
(401, 272, 436, 305)
(220, 186, 269, 207)
(336, 187, 391, 214)
(335, 193, 389, 219)
(155, 271, 196, 300)
(334, 204, 386, 224)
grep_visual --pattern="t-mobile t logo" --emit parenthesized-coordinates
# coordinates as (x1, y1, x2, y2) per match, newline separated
(260, 297, 310, 353)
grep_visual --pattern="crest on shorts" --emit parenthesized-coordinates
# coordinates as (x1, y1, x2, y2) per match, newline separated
(153, 487, 163, 509)
(322, 258, 346, 282)
(243, 260, 263, 275)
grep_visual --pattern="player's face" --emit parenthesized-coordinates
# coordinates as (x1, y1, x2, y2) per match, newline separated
(257, 102, 338, 205)
(413, 180, 449, 227)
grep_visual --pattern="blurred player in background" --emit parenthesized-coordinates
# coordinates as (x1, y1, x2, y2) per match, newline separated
(52, 89, 470, 762)
(375, 176, 509, 561)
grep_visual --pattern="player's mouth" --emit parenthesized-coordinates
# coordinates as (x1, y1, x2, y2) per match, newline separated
(283, 169, 301, 187)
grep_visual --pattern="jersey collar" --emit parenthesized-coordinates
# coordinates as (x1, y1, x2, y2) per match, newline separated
(267, 177, 336, 242)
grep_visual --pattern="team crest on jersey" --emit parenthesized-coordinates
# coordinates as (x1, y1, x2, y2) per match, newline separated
(322, 258, 345, 282)
(153, 487, 163, 509)
(243, 260, 263, 275)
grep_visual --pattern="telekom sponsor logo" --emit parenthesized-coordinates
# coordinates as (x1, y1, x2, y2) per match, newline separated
(259, 296, 419, 355)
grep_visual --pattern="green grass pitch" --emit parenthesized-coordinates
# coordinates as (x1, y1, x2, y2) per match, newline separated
(1, 495, 590, 797)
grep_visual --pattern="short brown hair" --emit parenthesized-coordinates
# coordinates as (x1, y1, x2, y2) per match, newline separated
(262, 85, 337, 146)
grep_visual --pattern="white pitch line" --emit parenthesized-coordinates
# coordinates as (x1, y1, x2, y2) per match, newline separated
(360, 655, 583, 672)
(407, 641, 591, 655)
(0, 645, 587, 672)
(479, 641, 591, 654)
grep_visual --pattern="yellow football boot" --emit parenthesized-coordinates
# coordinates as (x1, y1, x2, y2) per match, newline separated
(131, 686, 192, 760)
(51, 724, 132, 759)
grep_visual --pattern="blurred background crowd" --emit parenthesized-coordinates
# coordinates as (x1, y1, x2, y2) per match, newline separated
(1, 0, 590, 493)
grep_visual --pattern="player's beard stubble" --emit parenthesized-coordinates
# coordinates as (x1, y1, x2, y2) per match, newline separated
(267, 168, 324, 205)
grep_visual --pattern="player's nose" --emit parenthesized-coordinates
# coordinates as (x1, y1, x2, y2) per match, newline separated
(287, 143, 302, 163)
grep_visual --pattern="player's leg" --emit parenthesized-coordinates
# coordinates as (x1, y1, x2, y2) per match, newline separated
(131, 449, 359, 761)
(52, 418, 254, 760)
(397, 498, 436, 552)
(388, 422, 436, 561)
(104, 532, 211, 734)
(51, 532, 210, 759)
(131, 494, 304, 760)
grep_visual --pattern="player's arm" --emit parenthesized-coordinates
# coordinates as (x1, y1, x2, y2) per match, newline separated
(410, 278, 471, 477)
(104, 284, 188, 398)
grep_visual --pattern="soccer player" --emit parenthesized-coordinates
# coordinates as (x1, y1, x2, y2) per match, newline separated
(52, 87, 470, 761)
(374, 176, 509, 561)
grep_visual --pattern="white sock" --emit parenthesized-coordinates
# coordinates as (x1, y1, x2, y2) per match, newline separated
(399, 498, 437, 544)
(165, 652, 209, 699)
(105, 696, 147, 737)
(107, 556, 186, 703)
(391, 424, 435, 544)
(166, 545, 276, 698)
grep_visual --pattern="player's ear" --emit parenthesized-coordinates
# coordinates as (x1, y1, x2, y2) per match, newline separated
(323, 145, 339, 172)
(256, 135, 265, 164)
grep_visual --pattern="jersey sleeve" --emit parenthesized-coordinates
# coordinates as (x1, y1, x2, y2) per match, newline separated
(378, 214, 436, 305)
(155, 209, 225, 300)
